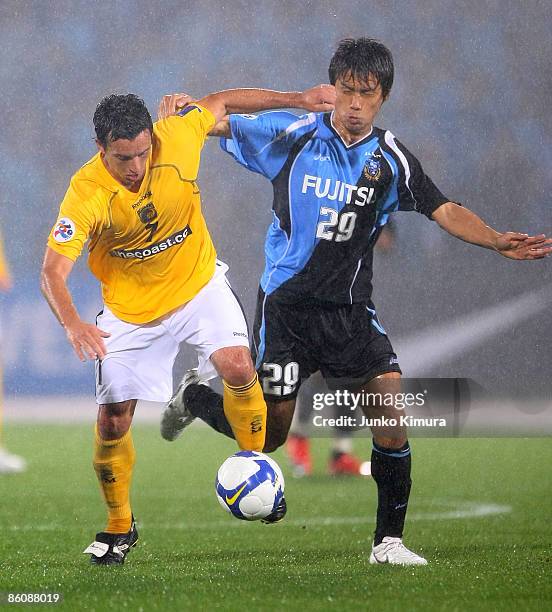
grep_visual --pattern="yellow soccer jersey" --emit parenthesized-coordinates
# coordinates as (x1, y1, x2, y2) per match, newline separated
(47, 105, 217, 324)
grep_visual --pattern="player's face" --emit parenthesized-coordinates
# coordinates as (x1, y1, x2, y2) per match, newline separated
(98, 129, 152, 191)
(333, 72, 386, 140)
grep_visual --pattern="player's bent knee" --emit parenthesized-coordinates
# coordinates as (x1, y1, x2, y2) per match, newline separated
(98, 419, 131, 440)
(214, 347, 256, 387)
(224, 367, 256, 388)
(97, 400, 135, 440)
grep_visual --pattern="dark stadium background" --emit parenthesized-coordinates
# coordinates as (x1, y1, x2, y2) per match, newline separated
(1, 0, 550, 401)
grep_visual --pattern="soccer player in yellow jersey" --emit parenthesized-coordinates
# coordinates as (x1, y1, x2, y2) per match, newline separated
(40, 86, 336, 565)
(0, 234, 26, 474)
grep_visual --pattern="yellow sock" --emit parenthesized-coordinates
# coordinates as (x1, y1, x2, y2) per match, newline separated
(223, 374, 267, 451)
(93, 424, 135, 534)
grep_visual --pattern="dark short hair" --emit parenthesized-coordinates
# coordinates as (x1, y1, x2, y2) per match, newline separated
(93, 93, 153, 148)
(328, 38, 394, 98)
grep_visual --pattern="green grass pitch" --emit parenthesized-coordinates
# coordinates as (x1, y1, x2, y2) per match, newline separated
(0, 425, 550, 611)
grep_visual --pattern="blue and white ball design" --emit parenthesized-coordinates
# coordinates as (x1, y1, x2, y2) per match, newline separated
(215, 451, 285, 521)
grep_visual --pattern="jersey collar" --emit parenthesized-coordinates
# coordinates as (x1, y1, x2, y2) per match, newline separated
(326, 112, 374, 149)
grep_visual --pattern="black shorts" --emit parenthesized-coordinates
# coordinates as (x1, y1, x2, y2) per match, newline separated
(252, 288, 401, 401)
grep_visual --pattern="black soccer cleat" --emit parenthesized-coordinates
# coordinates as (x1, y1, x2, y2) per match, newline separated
(83, 516, 139, 565)
(261, 495, 287, 524)
(160, 368, 204, 441)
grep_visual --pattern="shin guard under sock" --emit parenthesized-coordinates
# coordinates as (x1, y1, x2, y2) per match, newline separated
(223, 374, 267, 451)
(93, 425, 135, 534)
(371, 440, 411, 545)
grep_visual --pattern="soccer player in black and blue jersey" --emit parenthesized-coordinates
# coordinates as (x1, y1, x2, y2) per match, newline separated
(160, 38, 552, 565)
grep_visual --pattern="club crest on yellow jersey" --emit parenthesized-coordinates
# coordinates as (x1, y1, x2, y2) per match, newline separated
(135, 201, 159, 242)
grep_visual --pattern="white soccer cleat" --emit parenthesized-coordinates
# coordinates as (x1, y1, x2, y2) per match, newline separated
(0, 447, 27, 474)
(160, 368, 207, 441)
(369, 537, 428, 566)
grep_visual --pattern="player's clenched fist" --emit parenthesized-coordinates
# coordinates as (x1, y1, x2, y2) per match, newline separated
(299, 84, 336, 112)
(64, 319, 111, 362)
(157, 93, 195, 120)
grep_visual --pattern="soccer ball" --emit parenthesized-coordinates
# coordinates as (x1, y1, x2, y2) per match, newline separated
(215, 450, 285, 521)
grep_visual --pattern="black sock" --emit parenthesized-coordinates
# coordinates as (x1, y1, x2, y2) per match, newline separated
(184, 384, 235, 440)
(371, 440, 411, 546)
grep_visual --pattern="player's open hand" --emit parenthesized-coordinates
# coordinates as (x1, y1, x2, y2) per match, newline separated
(65, 319, 111, 362)
(495, 232, 552, 260)
(300, 84, 336, 112)
(157, 93, 195, 120)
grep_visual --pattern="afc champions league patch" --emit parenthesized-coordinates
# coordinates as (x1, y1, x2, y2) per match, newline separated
(363, 158, 381, 181)
(53, 217, 76, 243)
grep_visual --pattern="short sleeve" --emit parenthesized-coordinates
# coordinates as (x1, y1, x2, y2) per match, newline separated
(220, 111, 317, 180)
(47, 181, 99, 261)
(384, 132, 450, 219)
(155, 104, 216, 152)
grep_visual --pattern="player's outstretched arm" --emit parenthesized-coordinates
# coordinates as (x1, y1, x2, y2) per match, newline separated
(157, 85, 336, 126)
(432, 202, 552, 260)
(40, 248, 110, 361)
(198, 84, 336, 124)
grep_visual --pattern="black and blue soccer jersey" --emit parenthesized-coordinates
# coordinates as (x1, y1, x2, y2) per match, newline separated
(220, 111, 449, 304)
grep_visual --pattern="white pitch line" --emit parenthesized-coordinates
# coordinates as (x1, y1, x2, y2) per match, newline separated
(7, 501, 511, 532)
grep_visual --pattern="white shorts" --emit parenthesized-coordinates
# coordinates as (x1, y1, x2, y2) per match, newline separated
(95, 262, 249, 405)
